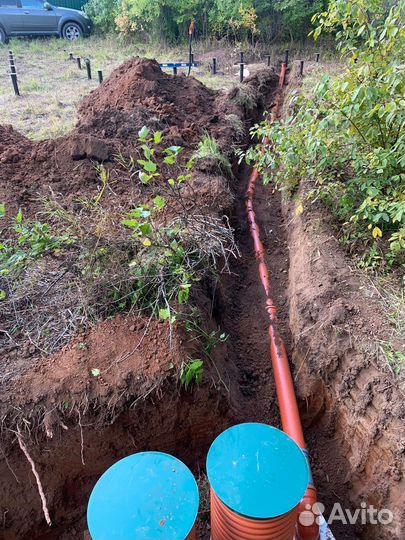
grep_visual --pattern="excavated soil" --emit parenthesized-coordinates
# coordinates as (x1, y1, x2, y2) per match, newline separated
(0, 57, 259, 219)
(0, 57, 404, 540)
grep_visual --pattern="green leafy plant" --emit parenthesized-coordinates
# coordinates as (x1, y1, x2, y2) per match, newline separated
(186, 313, 228, 357)
(135, 126, 187, 186)
(122, 197, 199, 319)
(180, 359, 203, 388)
(246, 0, 405, 268)
(0, 206, 74, 277)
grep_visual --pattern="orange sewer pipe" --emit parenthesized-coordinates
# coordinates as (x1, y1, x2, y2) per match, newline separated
(211, 488, 299, 540)
(246, 62, 320, 540)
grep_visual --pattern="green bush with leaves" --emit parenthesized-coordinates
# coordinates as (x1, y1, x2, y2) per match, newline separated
(86, 0, 327, 42)
(84, 0, 121, 34)
(247, 0, 405, 268)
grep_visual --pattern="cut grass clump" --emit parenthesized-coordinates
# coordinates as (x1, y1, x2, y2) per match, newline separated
(225, 114, 246, 146)
(193, 135, 232, 178)
(230, 84, 257, 112)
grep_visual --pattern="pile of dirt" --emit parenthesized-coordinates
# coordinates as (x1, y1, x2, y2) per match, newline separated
(77, 58, 224, 146)
(0, 57, 266, 220)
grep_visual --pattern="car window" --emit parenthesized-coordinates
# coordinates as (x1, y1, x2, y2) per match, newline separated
(21, 0, 43, 7)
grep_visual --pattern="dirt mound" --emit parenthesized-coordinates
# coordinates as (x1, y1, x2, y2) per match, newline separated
(0, 315, 186, 423)
(78, 58, 217, 138)
(0, 57, 266, 220)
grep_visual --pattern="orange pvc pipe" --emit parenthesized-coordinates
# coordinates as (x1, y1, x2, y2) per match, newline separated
(244, 65, 320, 540)
(211, 489, 298, 540)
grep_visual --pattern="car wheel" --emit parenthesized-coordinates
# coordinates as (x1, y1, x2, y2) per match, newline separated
(0, 27, 8, 45)
(62, 22, 83, 41)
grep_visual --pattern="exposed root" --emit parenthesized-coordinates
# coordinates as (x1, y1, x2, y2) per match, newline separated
(16, 432, 52, 527)
(77, 408, 85, 466)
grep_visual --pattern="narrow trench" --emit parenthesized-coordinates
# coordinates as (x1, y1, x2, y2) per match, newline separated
(217, 159, 361, 540)
(216, 164, 289, 427)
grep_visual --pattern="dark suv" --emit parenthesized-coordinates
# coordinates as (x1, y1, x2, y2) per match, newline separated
(0, 0, 92, 43)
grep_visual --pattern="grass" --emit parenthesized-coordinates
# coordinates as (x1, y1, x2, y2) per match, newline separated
(193, 134, 233, 177)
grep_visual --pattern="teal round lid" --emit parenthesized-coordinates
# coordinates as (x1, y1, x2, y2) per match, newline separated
(87, 452, 199, 540)
(207, 423, 309, 519)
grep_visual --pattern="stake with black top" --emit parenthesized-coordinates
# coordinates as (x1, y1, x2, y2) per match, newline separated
(240, 51, 244, 64)
(69, 52, 74, 61)
(300, 60, 304, 76)
(213, 57, 217, 74)
(284, 49, 289, 66)
(316, 52, 320, 62)
(240, 62, 244, 83)
(98, 70, 103, 84)
(173, 65, 177, 76)
(265, 54, 271, 67)
(77, 57, 82, 70)
(85, 58, 92, 80)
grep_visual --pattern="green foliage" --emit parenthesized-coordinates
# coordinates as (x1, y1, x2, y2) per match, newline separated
(0, 207, 74, 279)
(122, 196, 198, 318)
(277, 0, 327, 41)
(87, 0, 326, 42)
(118, 127, 220, 321)
(186, 313, 228, 357)
(182, 310, 229, 389)
(120, 126, 189, 186)
(247, 0, 405, 268)
(180, 359, 203, 388)
(193, 135, 232, 178)
(84, 0, 121, 33)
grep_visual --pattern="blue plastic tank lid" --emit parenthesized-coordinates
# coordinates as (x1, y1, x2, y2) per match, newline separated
(207, 423, 309, 520)
(87, 452, 199, 540)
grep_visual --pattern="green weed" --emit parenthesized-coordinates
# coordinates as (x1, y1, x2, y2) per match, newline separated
(0, 206, 74, 279)
(180, 359, 204, 389)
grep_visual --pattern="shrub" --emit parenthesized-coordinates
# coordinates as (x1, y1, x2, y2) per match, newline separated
(247, 0, 405, 269)
(84, 0, 120, 34)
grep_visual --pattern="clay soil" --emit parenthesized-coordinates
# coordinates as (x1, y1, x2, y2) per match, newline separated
(0, 57, 404, 540)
